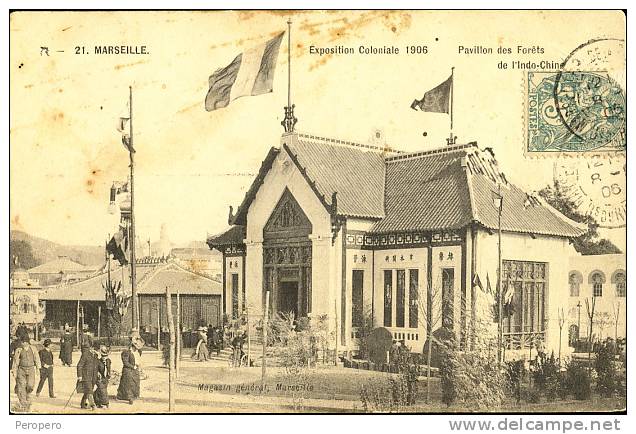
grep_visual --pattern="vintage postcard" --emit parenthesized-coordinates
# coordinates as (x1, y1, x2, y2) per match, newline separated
(9, 10, 627, 416)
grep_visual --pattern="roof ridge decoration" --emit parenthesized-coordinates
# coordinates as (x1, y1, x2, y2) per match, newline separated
(464, 146, 509, 186)
(297, 132, 403, 154)
(384, 142, 477, 163)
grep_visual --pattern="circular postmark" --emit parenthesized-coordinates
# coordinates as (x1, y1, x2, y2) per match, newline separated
(554, 155, 626, 228)
(553, 38, 626, 152)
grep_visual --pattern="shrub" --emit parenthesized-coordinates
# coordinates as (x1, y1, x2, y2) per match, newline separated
(360, 374, 412, 412)
(439, 338, 507, 409)
(532, 352, 561, 402)
(566, 364, 591, 400)
(595, 338, 619, 397)
(506, 360, 526, 403)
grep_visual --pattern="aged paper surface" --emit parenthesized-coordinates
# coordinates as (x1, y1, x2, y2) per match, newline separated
(9, 10, 626, 415)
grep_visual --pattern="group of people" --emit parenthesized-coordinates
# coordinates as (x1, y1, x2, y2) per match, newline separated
(76, 343, 112, 409)
(10, 336, 52, 412)
(10, 321, 148, 412)
(191, 325, 224, 362)
(75, 330, 145, 410)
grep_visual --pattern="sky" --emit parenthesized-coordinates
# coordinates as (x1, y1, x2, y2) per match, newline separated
(9, 10, 626, 249)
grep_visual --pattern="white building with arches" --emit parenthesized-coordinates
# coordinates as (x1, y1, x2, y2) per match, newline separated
(567, 254, 626, 344)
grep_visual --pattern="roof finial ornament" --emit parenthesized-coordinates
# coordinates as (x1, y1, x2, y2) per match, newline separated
(281, 19, 297, 133)
(282, 104, 297, 133)
(446, 134, 458, 146)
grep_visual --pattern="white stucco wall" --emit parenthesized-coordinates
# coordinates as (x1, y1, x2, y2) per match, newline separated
(242, 135, 339, 346)
(567, 254, 626, 341)
(474, 229, 579, 358)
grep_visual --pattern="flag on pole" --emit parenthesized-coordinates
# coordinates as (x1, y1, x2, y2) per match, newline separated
(486, 272, 493, 294)
(205, 31, 285, 111)
(411, 74, 452, 113)
(106, 225, 129, 266)
(472, 273, 483, 292)
(116, 103, 135, 153)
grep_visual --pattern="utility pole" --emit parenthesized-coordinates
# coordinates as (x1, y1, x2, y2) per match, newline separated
(129, 85, 138, 332)
(165, 285, 176, 412)
(176, 288, 181, 378)
(577, 301, 581, 340)
(246, 306, 251, 367)
(495, 183, 504, 365)
(261, 291, 270, 386)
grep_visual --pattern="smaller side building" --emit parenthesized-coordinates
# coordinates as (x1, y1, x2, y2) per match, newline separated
(10, 270, 44, 333)
(40, 259, 222, 341)
(567, 254, 626, 344)
(28, 256, 98, 286)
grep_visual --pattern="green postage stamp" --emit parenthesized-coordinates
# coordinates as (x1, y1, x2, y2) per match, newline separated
(526, 70, 626, 153)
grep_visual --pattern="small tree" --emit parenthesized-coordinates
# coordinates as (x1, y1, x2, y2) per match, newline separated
(538, 182, 621, 255)
(611, 302, 621, 341)
(416, 283, 444, 404)
(585, 297, 596, 373)
(558, 307, 566, 366)
(103, 274, 131, 339)
(594, 312, 611, 341)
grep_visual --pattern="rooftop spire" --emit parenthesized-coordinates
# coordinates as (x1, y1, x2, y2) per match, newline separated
(281, 19, 297, 133)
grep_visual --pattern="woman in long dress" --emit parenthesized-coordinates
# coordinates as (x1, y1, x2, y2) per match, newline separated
(193, 327, 208, 362)
(117, 337, 143, 404)
(59, 329, 73, 366)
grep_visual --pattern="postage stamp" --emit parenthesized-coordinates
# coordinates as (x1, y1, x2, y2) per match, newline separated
(525, 37, 626, 154)
(526, 70, 626, 153)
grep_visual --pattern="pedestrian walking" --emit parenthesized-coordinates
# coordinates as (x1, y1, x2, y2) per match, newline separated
(212, 326, 222, 356)
(79, 324, 93, 352)
(117, 336, 144, 404)
(59, 328, 73, 366)
(94, 346, 111, 408)
(193, 326, 209, 361)
(36, 338, 56, 398)
(11, 336, 41, 412)
(16, 322, 30, 342)
(76, 346, 99, 410)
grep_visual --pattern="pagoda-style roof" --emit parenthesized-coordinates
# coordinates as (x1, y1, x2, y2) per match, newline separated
(220, 132, 585, 240)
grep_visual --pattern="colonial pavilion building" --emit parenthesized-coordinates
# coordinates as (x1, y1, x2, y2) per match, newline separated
(207, 131, 585, 356)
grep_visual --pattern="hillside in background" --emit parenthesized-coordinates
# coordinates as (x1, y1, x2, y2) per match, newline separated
(10, 230, 106, 267)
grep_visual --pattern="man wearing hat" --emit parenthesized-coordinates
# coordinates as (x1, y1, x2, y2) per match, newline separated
(94, 345, 111, 408)
(117, 336, 144, 404)
(76, 345, 99, 410)
(36, 339, 55, 398)
(11, 336, 41, 411)
(79, 323, 93, 352)
(59, 326, 73, 366)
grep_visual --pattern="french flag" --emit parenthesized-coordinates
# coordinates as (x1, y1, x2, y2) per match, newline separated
(205, 31, 284, 111)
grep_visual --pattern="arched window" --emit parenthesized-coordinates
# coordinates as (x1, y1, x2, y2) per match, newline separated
(591, 272, 604, 297)
(569, 271, 582, 297)
(612, 270, 626, 297)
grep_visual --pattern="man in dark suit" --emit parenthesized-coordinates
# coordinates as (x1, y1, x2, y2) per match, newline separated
(36, 339, 55, 398)
(76, 346, 99, 410)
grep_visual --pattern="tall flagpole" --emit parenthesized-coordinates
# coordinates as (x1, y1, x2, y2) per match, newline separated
(129, 85, 138, 332)
(281, 19, 297, 133)
(287, 19, 291, 110)
(449, 66, 455, 145)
